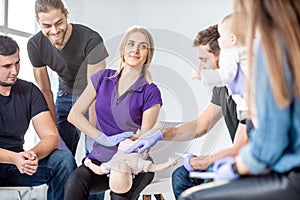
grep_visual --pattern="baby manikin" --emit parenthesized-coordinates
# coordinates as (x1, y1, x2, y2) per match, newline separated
(84, 138, 177, 194)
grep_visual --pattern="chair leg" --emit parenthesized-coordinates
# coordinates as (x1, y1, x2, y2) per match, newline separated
(17, 189, 32, 200)
(143, 194, 151, 200)
(154, 194, 165, 200)
(17, 191, 22, 200)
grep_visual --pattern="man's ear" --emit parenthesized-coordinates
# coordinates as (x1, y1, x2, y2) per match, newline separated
(230, 34, 238, 46)
(64, 9, 69, 18)
(35, 16, 40, 24)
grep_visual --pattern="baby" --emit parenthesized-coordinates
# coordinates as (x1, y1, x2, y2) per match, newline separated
(84, 137, 177, 194)
(217, 12, 248, 96)
(215, 12, 249, 120)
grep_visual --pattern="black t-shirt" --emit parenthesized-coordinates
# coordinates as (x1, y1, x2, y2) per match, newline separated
(210, 86, 239, 142)
(0, 79, 48, 152)
(27, 24, 109, 95)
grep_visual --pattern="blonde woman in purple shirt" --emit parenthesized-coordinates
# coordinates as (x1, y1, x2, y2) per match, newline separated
(65, 26, 162, 200)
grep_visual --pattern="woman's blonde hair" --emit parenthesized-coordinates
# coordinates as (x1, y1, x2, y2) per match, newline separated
(115, 25, 155, 83)
(234, 0, 300, 108)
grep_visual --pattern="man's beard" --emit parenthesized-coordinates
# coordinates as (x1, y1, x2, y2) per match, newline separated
(52, 22, 68, 46)
(0, 80, 15, 87)
(53, 30, 66, 46)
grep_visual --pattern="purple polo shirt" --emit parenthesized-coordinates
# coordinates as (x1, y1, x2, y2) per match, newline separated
(88, 69, 162, 162)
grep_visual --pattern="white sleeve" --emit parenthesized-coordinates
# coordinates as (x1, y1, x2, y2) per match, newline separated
(218, 49, 239, 84)
(100, 163, 111, 174)
(137, 157, 152, 173)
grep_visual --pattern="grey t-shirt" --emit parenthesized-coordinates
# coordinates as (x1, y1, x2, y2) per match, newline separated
(211, 86, 239, 141)
(27, 23, 109, 95)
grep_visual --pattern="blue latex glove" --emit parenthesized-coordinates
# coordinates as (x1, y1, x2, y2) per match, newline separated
(95, 131, 134, 147)
(183, 154, 197, 172)
(125, 130, 163, 153)
(213, 156, 239, 182)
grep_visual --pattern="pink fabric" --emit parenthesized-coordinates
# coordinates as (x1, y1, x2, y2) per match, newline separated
(118, 139, 140, 174)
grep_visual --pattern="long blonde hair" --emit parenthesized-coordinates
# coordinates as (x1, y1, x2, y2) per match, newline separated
(234, 0, 300, 108)
(115, 26, 155, 83)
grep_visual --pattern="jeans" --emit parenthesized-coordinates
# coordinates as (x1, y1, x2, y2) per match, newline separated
(56, 92, 80, 156)
(0, 150, 76, 200)
(172, 165, 213, 199)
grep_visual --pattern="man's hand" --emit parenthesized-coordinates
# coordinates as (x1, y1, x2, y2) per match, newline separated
(213, 156, 239, 182)
(183, 154, 197, 172)
(190, 155, 211, 171)
(95, 132, 134, 147)
(14, 151, 38, 176)
(125, 130, 163, 153)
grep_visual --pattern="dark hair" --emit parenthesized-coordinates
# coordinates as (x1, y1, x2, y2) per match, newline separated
(193, 24, 220, 56)
(35, 0, 66, 18)
(0, 35, 19, 56)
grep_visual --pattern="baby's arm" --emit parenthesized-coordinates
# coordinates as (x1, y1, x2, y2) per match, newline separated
(147, 156, 177, 172)
(84, 158, 110, 175)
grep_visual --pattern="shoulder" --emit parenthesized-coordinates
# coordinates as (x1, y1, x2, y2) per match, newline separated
(91, 68, 116, 85)
(28, 31, 45, 45)
(15, 79, 35, 89)
(213, 86, 228, 95)
(211, 86, 229, 105)
(72, 24, 103, 41)
(144, 83, 160, 91)
(15, 79, 41, 93)
(94, 68, 116, 78)
(142, 83, 162, 97)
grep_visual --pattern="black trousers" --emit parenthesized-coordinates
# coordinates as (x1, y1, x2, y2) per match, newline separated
(179, 170, 300, 200)
(64, 160, 154, 200)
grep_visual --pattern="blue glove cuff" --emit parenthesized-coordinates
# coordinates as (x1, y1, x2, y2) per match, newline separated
(156, 130, 163, 141)
(184, 154, 196, 172)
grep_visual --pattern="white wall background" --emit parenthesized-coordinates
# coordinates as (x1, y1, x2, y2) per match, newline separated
(65, 0, 233, 159)
(65, 0, 232, 120)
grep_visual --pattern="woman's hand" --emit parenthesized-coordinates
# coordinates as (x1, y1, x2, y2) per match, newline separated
(125, 130, 163, 153)
(95, 132, 134, 147)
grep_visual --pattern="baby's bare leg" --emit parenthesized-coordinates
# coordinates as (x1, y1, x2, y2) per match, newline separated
(110, 161, 133, 194)
(147, 156, 177, 172)
(84, 158, 108, 175)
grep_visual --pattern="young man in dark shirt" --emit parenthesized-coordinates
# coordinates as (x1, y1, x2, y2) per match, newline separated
(27, 0, 109, 156)
(0, 35, 76, 200)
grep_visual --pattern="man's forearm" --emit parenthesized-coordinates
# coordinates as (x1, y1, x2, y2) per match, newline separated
(0, 148, 16, 164)
(30, 135, 59, 160)
(162, 120, 204, 141)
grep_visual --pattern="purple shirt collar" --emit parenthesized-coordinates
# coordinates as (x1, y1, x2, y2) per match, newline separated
(107, 70, 148, 92)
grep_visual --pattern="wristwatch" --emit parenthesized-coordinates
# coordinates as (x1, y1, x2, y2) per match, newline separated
(231, 162, 240, 175)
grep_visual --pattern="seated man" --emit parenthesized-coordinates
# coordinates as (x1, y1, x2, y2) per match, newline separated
(0, 35, 76, 200)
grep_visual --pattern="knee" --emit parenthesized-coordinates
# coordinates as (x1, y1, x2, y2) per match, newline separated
(51, 150, 76, 173)
(65, 166, 88, 194)
(172, 165, 189, 181)
(65, 170, 78, 191)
